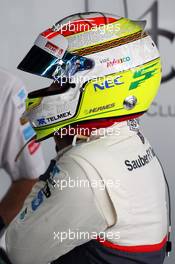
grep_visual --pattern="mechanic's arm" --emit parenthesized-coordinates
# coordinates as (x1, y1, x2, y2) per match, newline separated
(0, 78, 45, 226)
(0, 179, 37, 225)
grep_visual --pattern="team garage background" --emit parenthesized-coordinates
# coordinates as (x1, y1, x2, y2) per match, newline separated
(0, 1, 174, 263)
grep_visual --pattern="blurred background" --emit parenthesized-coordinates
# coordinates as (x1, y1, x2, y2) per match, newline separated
(0, 1, 174, 263)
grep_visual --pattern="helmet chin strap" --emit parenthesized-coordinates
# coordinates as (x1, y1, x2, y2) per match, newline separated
(72, 134, 90, 146)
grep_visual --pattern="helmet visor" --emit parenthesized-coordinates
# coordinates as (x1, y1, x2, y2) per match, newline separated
(18, 45, 59, 78)
(18, 34, 94, 80)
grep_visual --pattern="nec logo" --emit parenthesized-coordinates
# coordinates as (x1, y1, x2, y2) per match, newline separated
(93, 76, 123, 92)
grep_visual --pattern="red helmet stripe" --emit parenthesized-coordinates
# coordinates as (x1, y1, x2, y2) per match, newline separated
(42, 17, 118, 39)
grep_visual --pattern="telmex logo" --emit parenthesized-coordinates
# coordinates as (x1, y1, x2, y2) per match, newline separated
(93, 76, 123, 91)
(37, 111, 71, 126)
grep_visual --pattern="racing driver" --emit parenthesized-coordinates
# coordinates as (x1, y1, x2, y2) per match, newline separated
(5, 12, 170, 264)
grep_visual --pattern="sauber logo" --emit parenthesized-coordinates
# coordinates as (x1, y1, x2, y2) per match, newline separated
(45, 41, 63, 55)
(125, 147, 155, 171)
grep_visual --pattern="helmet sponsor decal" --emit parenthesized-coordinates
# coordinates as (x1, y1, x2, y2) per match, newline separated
(45, 41, 64, 56)
(93, 76, 123, 91)
(129, 62, 159, 90)
(105, 56, 131, 68)
(35, 34, 68, 59)
(37, 111, 72, 127)
(85, 103, 115, 115)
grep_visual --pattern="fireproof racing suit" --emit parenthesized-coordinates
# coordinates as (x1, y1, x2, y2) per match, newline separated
(6, 120, 168, 264)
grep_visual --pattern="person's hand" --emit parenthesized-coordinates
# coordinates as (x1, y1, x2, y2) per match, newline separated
(0, 179, 37, 225)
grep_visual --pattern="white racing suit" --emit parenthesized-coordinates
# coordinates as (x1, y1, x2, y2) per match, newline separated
(5, 120, 168, 264)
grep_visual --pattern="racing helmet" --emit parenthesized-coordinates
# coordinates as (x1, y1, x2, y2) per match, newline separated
(18, 12, 162, 141)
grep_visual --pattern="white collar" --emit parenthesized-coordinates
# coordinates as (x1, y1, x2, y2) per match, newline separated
(56, 119, 140, 158)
